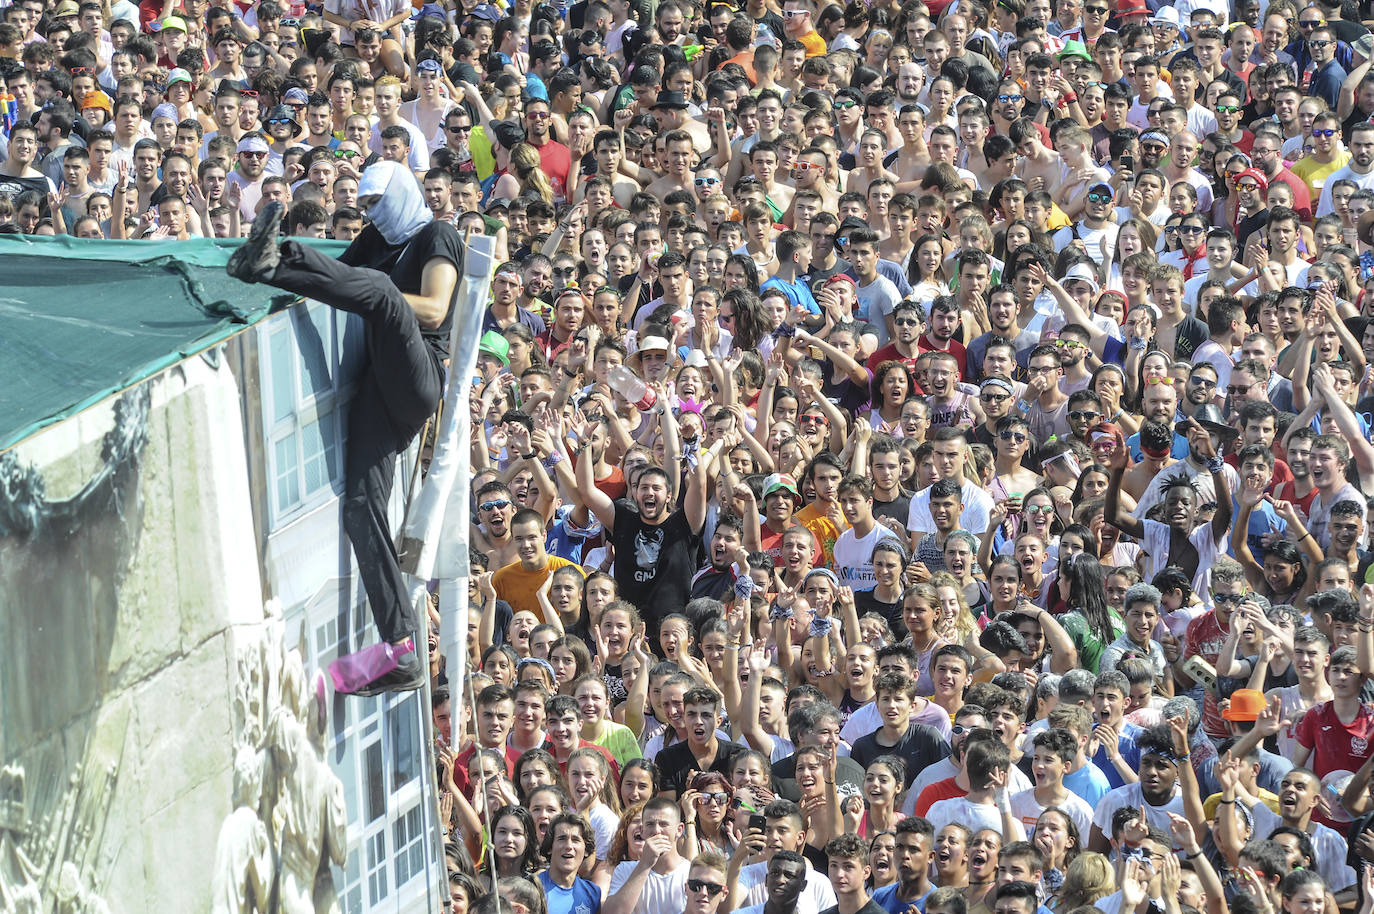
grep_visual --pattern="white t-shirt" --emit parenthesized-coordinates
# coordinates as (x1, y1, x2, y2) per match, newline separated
(1139, 516, 1229, 601)
(1009, 787, 1096, 837)
(1191, 339, 1234, 392)
(588, 803, 618, 860)
(738, 860, 838, 913)
(856, 275, 902, 346)
(832, 524, 901, 589)
(927, 796, 1006, 838)
(609, 860, 691, 914)
(901, 761, 1033, 815)
(906, 480, 994, 535)
(1252, 802, 1355, 890)
(1091, 783, 1188, 847)
(370, 118, 432, 173)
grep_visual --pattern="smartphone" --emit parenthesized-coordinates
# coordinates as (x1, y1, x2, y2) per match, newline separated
(749, 814, 767, 832)
(1120, 154, 1134, 172)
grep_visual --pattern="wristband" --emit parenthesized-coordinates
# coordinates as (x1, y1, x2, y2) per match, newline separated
(1204, 456, 1225, 473)
(522, 450, 537, 460)
(542, 451, 564, 470)
(769, 602, 794, 621)
(775, 322, 797, 339)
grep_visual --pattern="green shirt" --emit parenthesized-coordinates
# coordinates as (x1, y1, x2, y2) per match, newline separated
(587, 721, 643, 768)
(1058, 609, 1122, 673)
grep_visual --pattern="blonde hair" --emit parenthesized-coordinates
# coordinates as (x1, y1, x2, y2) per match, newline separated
(1059, 853, 1116, 910)
(512, 143, 554, 204)
(930, 571, 977, 643)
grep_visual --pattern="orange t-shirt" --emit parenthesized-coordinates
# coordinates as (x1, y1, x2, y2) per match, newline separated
(492, 556, 580, 620)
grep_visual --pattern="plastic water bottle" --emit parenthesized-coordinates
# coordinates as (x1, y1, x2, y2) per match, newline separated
(289, 0, 305, 18)
(1, 91, 15, 134)
(608, 364, 657, 411)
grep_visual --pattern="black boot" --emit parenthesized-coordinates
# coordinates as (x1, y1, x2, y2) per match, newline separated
(227, 201, 284, 283)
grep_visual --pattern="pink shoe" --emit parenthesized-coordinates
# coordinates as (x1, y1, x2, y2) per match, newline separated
(329, 638, 423, 696)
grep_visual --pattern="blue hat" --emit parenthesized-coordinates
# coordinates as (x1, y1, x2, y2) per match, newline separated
(469, 3, 503, 20)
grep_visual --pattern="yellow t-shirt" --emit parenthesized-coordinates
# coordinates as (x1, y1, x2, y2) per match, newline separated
(798, 29, 827, 58)
(492, 556, 579, 620)
(1290, 150, 1351, 200)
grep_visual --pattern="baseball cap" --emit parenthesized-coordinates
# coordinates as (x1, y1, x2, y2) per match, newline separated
(167, 67, 192, 86)
(479, 330, 510, 366)
(159, 14, 188, 31)
(469, 3, 503, 20)
(53, 0, 79, 17)
(417, 58, 443, 74)
(83, 90, 113, 113)
(1222, 689, 1266, 721)
(1063, 262, 1101, 293)
(762, 473, 801, 500)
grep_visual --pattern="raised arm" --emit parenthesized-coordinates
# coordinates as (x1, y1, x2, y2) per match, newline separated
(575, 422, 618, 531)
(1034, 605, 1080, 674)
(1168, 713, 1207, 845)
(1313, 364, 1374, 480)
(1232, 478, 1267, 588)
(1106, 437, 1147, 539)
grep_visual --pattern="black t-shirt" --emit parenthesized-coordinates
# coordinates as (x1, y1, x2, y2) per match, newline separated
(654, 737, 746, 795)
(339, 221, 463, 358)
(854, 585, 902, 634)
(610, 502, 702, 633)
(772, 753, 866, 802)
(849, 721, 951, 789)
(821, 898, 888, 914)
(872, 495, 911, 530)
(0, 171, 51, 198)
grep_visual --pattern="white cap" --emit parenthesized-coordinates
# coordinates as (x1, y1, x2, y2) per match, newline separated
(1063, 262, 1101, 294)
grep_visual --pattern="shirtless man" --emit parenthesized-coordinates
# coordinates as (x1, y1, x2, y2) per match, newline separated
(893, 105, 932, 193)
(1123, 419, 1180, 500)
(474, 481, 521, 569)
(1012, 117, 1061, 198)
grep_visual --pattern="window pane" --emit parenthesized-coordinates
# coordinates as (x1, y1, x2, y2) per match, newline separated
(388, 694, 419, 792)
(299, 306, 334, 400)
(365, 740, 385, 824)
(273, 434, 300, 510)
(268, 328, 295, 424)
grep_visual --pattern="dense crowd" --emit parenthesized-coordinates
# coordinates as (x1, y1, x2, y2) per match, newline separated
(8, 0, 1374, 907)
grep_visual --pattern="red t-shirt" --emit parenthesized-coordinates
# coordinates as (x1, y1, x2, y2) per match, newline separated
(866, 343, 919, 373)
(530, 138, 572, 203)
(915, 776, 966, 816)
(918, 334, 969, 379)
(1184, 610, 1233, 739)
(1277, 480, 1320, 519)
(1294, 701, 1374, 778)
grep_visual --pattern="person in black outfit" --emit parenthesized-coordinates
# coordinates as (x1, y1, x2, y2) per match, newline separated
(228, 161, 463, 695)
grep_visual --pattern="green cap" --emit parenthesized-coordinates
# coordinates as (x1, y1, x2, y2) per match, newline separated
(479, 330, 509, 366)
(1057, 39, 1092, 62)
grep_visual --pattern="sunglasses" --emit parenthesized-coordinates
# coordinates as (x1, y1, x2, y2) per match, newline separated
(479, 499, 512, 512)
(694, 176, 719, 186)
(1213, 592, 1247, 605)
(1298, 19, 1324, 27)
(783, 7, 805, 16)
(1143, 376, 1172, 386)
(1188, 376, 1217, 387)
(1084, 5, 1108, 12)
(1235, 180, 1261, 191)
(1178, 225, 1205, 234)
(280, 16, 300, 25)
(527, 111, 551, 119)
(267, 117, 294, 126)
(687, 880, 726, 897)
(239, 150, 268, 158)
(800, 414, 829, 424)
(1086, 191, 1113, 203)
(240, 89, 259, 98)
(1141, 143, 1167, 153)
(835, 99, 859, 110)
(997, 93, 1024, 103)
(1215, 104, 1241, 114)
(998, 430, 1029, 442)
(981, 392, 1010, 403)
(1309, 40, 1333, 48)
(697, 791, 731, 804)
(333, 149, 360, 159)
(1024, 504, 1056, 515)
(1068, 410, 1101, 422)
(1313, 127, 1337, 137)
(447, 124, 473, 134)
(71, 66, 94, 75)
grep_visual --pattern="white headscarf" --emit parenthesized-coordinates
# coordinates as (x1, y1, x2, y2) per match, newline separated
(357, 160, 432, 245)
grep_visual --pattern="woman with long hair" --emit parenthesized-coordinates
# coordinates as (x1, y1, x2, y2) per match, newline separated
(1055, 552, 1121, 672)
(723, 254, 761, 293)
(567, 746, 621, 863)
(981, 554, 1023, 622)
(722, 288, 770, 352)
(943, 532, 987, 621)
(856, 539, 907, 635)
(514, 748, 562, 804)
(619, 758, 660, 809)
(1033, 807, 1082, 902)
(527, 784, 570, 846)
(908, 233, 952, 304)
(549, 635, 592, 694)
(868, 360, 916, 428)
(485, 805, 542, 882)
(680, 770, 736, 857)
(858, 756, 907, 838)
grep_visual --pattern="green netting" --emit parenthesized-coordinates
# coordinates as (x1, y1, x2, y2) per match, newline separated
(0, 235, 348, 452)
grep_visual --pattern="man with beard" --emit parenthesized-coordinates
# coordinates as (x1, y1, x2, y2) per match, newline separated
(990, 81, 1031, 138)
(1316, 121, 1374, 216)
(575, 414, 708, 646)
(730, 851, 809, 914)
(484, 263, 546, 335)
(473, 480, 520, 567)
(522, 96, 572, 203)
(1276, 427, 1320, 515)
(872, 819, 937, 914)
(867, 302, 924, 371)
(1087, 720, 1203, 851)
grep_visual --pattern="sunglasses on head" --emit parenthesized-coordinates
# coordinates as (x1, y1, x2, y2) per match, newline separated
(71, 66, 94, 75)
(240, 89, 259, 98)
(333, 149, 360, 159)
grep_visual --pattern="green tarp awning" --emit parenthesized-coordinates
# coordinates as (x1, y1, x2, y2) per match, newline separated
(0, 235, 347, 452)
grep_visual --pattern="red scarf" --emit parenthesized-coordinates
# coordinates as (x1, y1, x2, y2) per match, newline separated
(1181, 242, 1208, 280)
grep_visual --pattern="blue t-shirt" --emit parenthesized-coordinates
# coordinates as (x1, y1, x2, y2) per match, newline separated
(872, 881, 933, 914)
(1227, 501, 1286, 565)
(1064, 757, 1112, 809)
(540, 873, 602, 914)
(761, 275, 821, 314)
(1091, 719, 1142, 789)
